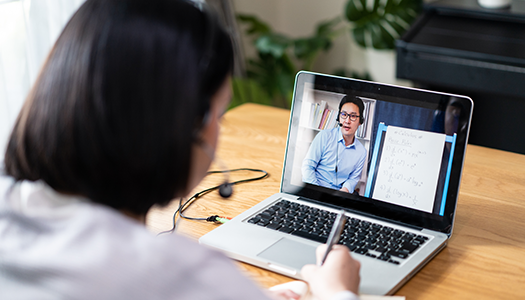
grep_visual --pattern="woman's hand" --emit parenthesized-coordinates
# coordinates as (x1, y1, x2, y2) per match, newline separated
(268, 289, 302, 300)
(301, 244, 360, 300)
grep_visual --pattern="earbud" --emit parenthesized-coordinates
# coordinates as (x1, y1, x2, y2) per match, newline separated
(219, 182, 233, 198)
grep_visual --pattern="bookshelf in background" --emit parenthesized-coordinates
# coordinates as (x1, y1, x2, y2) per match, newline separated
(307, 100, 339, 130)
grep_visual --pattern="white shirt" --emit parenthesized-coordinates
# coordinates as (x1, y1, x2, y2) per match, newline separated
(0, 176, 272, 300)
(302, 127, 367, 192)
(0, 174, 359, 300)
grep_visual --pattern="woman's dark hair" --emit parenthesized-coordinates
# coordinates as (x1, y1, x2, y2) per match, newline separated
(4, 0, 234, 214)
(337, 96, 365, 125)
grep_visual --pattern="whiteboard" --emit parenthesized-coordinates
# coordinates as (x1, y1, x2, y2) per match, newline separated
(372, 126, 446, 213)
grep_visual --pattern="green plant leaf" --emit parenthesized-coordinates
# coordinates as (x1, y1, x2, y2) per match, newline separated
(255, 34, 291, 58)
(294, 37, 325, 59)
(385, 18, 406, 36)
(370, 22, 395, 49)
(352, 26, 367, 48)
(346, 0, 368, 21)
(316, 16, 343, 37)
(344, 0, 422, 50)
(237, 14, 271, 35)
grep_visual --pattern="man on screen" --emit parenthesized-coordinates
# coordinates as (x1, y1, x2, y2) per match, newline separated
(302, 96, 367, 193)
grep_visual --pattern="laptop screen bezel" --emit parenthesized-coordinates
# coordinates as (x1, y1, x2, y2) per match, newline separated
(280, 71, 473, 235)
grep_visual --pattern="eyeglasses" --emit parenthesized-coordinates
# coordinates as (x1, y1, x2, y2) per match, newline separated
(340, 112, 360, 122)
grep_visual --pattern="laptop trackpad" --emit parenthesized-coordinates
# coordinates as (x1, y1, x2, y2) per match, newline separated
(257, 238, 317, 270)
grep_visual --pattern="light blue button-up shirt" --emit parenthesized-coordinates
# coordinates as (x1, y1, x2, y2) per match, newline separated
(302, 127, 367, 192)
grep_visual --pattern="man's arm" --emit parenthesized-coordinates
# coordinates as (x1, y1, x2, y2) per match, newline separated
(302, 133, 324, 185)
(342, 150, 366, 193)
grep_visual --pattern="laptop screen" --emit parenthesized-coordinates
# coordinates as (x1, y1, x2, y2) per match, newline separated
(281, 71, 473, 235)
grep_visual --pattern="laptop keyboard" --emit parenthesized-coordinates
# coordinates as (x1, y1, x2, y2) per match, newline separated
(247, 199, 429, 265)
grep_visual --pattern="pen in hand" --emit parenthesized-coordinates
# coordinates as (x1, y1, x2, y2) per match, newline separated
(319, 210, 347, 266)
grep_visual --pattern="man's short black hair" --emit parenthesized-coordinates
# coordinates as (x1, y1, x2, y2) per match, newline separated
(4, 0, 234, 215)
(337, 95, 365, 125)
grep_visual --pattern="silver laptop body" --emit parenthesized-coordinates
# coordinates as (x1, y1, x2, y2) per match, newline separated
(200, 71, 473, 295)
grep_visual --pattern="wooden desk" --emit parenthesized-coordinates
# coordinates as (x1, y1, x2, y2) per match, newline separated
(146, 103, 525, 299)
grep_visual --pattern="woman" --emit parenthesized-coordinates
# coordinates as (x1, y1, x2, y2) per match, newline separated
(0, 0, 360, 299)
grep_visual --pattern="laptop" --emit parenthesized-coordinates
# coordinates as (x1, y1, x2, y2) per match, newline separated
(200, 71, 473, 295)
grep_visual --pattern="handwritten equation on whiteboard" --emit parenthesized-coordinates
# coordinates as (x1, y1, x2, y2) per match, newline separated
(372, 126, 446, 213)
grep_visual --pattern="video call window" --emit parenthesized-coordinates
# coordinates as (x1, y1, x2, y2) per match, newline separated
(291, 84, 462, 216)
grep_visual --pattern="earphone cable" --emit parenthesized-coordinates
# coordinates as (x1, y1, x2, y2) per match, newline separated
(180, 168, 269, 220)
(157, 168, 268, 236)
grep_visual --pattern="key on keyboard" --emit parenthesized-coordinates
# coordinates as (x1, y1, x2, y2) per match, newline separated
(246, 199, 429, 265)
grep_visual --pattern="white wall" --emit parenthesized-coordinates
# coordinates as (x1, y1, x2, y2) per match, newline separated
(0, 1, 29, 158)
(0, 0, 85, 157)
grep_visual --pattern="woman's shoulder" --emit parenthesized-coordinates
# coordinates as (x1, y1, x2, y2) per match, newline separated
(0, 171, 15, 199)
(0, 179, 270, 300)
(85, 213, 271, 299)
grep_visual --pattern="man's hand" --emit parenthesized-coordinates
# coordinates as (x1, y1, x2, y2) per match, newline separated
(340, 187, 350, 193)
